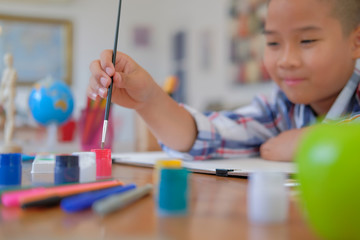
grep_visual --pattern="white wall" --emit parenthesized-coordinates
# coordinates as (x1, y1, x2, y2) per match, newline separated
(0, 0, 273, 150)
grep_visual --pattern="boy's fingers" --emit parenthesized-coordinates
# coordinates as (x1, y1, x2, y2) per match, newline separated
(89, 60, 111, 88)
(86, 85, 98, 100)
(100, 50, 115, 76)
(112, 72, 121, 85)
(88, 75, 108, 99)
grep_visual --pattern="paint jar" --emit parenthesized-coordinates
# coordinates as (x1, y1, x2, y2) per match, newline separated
(157, 168, 189, 216)
(91, 149, 112, 180)
(247, 172, 288, 224)
(72, 152, 96, 183)
(153, 159, 182, 200)
(0, 153, 22, 187)
(54, 155, 80, 185)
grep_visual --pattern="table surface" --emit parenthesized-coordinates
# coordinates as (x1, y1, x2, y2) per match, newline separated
(0, 162, 319, 240)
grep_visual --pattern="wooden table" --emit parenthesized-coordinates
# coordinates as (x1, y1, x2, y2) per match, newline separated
(0, 162, 319, 240)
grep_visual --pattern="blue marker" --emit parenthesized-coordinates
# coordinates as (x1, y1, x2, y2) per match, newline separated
(60, 183, 136, 213)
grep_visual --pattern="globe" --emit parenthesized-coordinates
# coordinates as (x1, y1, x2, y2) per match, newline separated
(28, 79, 74, 126)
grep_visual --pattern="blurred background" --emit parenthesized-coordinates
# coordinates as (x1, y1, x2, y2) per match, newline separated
(0, 0, 274, 153)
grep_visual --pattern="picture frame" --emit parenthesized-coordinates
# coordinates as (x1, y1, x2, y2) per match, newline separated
(0, 15, 72, 86)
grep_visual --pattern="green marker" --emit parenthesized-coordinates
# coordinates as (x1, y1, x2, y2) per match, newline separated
(93, 184, 153, 216)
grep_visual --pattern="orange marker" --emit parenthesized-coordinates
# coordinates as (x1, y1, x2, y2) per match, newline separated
(18, 180, 123, 206)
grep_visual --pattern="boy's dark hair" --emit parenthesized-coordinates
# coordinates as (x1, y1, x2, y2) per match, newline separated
(329, 0, 360, 35)
(267, 0, 360, 35)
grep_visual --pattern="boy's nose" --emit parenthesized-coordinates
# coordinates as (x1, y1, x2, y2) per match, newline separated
(277, 46, 301, 69)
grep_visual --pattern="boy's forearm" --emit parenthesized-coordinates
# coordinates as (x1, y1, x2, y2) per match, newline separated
(136, 87, 197, 152)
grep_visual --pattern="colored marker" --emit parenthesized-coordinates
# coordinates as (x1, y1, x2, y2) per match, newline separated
(1, 180, 113, 205)
(2, 187, 46, 207)
(0, 185, 36, 197)
(21, 180, 123, 206)
(61, 183, 136, 213)
(93, 184, 153, 216)
(2, 179, 122, 207)
(21, 184, 119, 209)
(22, 195, 66, 209)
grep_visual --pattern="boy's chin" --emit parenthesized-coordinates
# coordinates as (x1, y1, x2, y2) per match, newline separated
(285, 95, 313, 105)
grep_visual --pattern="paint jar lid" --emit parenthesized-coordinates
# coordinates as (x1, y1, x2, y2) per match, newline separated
(55, 155, 79, 168)
(155, 159, 182, 169)
(0, 153, 22, 167)
(249, 172, 287, 190)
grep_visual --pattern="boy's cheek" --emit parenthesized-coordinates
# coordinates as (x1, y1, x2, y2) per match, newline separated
(262, 57, 277, 80)
(263, 51, 275, 70)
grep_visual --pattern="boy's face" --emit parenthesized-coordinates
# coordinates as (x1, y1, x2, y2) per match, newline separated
(263, 0, 357, 115)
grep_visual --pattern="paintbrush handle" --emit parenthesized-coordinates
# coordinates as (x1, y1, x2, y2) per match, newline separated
(102, 0, 122, 147)
(104, 81, 113, 121)
(104, 0, 121, 121)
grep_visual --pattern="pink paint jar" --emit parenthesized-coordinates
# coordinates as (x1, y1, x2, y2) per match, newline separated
(91, 149, 112, 180)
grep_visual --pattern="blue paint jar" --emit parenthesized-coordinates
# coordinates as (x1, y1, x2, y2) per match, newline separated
(157, 168, 189, 216)
(54, 155, 79, 185)
(0, 153, 22, 187)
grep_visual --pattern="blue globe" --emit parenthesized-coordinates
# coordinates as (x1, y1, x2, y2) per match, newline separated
(28, 80, 74, 126)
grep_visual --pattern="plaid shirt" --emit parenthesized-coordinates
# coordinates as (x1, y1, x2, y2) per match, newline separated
(161, 70, 360, 161)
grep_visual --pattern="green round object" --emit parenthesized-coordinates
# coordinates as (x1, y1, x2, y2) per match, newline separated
(296, 123, 360, 240)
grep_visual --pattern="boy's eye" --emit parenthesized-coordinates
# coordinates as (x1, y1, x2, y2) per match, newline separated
(266, 42, 279, 46)
(301, 39, 317, 44)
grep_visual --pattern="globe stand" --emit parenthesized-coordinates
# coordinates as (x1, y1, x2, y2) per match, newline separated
(42, 123, 58, 152)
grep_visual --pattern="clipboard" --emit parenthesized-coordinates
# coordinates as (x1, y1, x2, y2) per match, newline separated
(112, 151, 296, 177)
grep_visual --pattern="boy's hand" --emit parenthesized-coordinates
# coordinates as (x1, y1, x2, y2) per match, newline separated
(260, 128, 307, 162)
(87, 50, 160, 110)
(88, 50, 198, 152)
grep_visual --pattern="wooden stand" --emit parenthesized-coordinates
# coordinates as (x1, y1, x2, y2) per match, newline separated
(0, 142, 22, 153)
(135, 115, 161, 152)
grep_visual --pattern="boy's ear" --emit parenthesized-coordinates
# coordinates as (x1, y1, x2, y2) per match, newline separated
(351, 25, 360, 59)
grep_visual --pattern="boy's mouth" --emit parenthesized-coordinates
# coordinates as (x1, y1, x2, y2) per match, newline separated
(283, 78, 304, 86)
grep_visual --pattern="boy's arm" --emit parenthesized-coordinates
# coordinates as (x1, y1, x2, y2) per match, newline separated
(136, 85, 198, 152)
(260, 128, 309, 162)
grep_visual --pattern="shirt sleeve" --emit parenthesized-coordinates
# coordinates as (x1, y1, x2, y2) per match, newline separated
(160, 89, 294, 160)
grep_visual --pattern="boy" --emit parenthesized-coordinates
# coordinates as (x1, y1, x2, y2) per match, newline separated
(87, 0, 360, 161)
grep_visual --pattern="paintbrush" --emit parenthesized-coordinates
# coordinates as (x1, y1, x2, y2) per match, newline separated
(101, 0, 123, 149)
